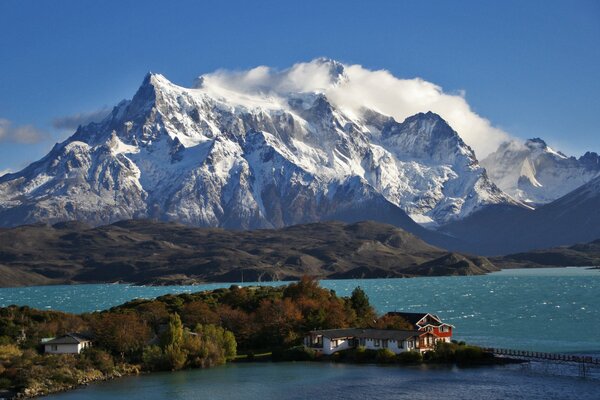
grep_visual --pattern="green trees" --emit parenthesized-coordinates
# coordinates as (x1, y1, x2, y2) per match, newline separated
(193, 324, 237, 366)
(161, 314, 184, 349)
(350, 287, 376, 326)
(142, 314, 237, 371)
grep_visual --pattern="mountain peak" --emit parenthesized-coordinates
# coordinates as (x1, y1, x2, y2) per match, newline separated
(401, 111, 462, 142)
(141, 72, 172, 89)
(311, 57, 347, 84)
(403, 111, 449, 126)
(526, 137, 548, 148)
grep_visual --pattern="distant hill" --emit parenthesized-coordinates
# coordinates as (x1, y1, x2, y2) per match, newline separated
(0, 220, 498, 287)
(440, 175, 600, 255)
(494, 238, 600, 269)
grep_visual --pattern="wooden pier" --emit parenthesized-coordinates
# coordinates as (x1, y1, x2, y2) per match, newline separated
(485, 347, 600, 378)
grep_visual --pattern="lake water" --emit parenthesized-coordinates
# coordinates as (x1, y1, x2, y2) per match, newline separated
(43, 362, 599, 400)
(1, 267, 599, 353)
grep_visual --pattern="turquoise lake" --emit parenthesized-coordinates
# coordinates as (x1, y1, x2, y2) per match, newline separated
(1, 267, 598, 353)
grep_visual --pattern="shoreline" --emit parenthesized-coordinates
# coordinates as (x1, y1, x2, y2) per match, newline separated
(4, 355, 526, 400)
(1, 266, 597, 290)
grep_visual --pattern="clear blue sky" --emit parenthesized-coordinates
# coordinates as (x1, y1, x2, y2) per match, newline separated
(0, 0, 598, 172)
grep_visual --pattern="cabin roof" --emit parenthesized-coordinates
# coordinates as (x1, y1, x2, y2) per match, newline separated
(309, 328, 422, 341)
(385, 312, 442, 326)
(43, 333, 92, 345)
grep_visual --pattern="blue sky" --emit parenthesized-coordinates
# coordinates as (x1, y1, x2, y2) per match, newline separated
(0, 0, 599, 172)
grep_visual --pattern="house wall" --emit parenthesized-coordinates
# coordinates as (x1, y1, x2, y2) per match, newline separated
(417, 333, 440, 352)
(44, 341, 91, 354)
(307, 334, 424, 355)
(361, 338, 416, 354)
(431, 326, 452, 342)
(323, 337, 353, 355)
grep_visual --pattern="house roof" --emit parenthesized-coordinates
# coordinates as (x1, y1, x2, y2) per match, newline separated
(385, 312, 442, 327)
(309, 328, 422, 341)
(43, 333, 92, 345)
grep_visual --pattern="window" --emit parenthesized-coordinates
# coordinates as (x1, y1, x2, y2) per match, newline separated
(382, 340, 388, 348)
(359, 338, 366, 346)
(51, 345, 58, 351)
(374, 339, 380, 347)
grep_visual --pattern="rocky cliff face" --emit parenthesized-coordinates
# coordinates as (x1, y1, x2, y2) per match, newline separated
(0, 59, 517, 230)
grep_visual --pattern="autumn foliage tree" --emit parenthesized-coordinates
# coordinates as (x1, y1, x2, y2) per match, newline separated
(91, 313, 151, 359)
(370, 314, 412, 330)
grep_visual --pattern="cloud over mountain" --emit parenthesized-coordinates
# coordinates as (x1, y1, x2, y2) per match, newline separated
(0, 118, 49, 144)
(197, 59, 511, 158)
(52, 107, 113, 131)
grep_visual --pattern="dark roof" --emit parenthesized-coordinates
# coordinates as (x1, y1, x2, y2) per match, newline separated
(385, 312, 443, 326)
(43, 333, 92, 345)
(309, 328, 422, 341)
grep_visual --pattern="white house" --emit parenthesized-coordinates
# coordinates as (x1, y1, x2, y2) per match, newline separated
(304, 328, 439, 355)
(42, 333, 93, 354)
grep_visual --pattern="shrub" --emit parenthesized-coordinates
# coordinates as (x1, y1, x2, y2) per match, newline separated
(0, 336, 12, 345)
(163, 344, 187, 371)
(141, 345, 164, 371)
(346, 346, 377, 363)
(0, 377, 12, 390)
(397, 351, 423, 364)
(81, 348, 115, 374)
(432, 341, 457, 362)
(0, 344, 22, 362)
(277, 346, 317, 361)
(375, 348, 396, 364)
(455, 345, 485, 364)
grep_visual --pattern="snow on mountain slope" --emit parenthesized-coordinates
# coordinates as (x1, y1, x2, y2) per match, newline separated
(0, 59, 519, 230)
(481, 138, 600, 205)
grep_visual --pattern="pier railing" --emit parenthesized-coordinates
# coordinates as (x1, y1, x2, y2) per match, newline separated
(484, 347, 600, 365)
(484, 347, 600, 378)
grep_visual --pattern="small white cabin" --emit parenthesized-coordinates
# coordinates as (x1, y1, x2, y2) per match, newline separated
(304, 328, 436, 355)
(42, 333, 93, 354)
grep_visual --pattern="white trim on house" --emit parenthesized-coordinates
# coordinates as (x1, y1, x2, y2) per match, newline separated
(305, 329, 424, 355)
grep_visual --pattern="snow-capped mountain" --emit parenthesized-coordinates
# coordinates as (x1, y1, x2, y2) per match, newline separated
(481, 138, 600, 205)
(0, 59, 518, 230)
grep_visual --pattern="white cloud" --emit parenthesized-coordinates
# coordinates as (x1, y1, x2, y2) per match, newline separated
(0, 118, 49, 144)
(197, 59, 511, 158)
(52, 107, 112, 131)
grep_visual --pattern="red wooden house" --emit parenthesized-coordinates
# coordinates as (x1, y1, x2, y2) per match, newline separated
(386, 312, 454, 343)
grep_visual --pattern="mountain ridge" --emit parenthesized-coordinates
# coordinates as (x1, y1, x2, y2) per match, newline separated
(481, 137, 600, 205)
(440, 174, 600, 255)
(0, 60, 519, 235)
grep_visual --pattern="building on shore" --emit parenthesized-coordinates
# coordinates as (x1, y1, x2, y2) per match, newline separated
(41, 333, 93, 354)
(385, 312, 454, 343)
(304, 328, 439, 355)
(305, 313, 454, 355)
